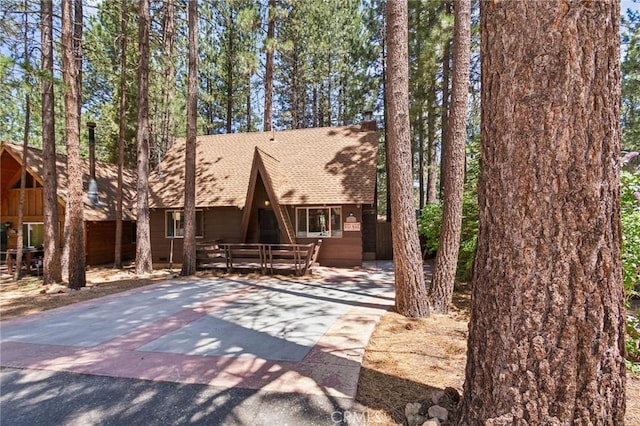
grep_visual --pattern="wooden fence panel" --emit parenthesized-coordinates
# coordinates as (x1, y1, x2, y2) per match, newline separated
(376, 221, 393, 260)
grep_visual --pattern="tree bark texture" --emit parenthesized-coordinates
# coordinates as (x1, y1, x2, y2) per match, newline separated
(14, 94, 29, 281)
(429, 0, 470, 314)
(181, 0, 198, 276)
(160, 0, 175, 155)
(41, 0, 62, 284)
(135, 0, 153, 275)
(439, 1, 452, 199)
(426, 79, 438, 203)
(14, 0, 30, 281)
(460, 1, 625, 423)
(62, 0, 86, 289)
(418, 102, 425, 209)
(73, 0, 82, 125)
(226, 12, 234, 134)
(386, 0, 429, 318)
(114, 0, 127, 269)
(263, 0, 275, 132)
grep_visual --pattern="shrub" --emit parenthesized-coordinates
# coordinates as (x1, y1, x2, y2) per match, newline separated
(418, 191, 478, 282)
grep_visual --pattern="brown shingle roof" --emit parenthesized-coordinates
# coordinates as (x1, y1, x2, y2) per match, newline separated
(149, 124, 379, 209)
(1, 142, 137, 221)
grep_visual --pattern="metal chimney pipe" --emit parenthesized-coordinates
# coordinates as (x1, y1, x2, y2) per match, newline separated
(87, 121, 96, 180)
(86, 122, 100, 205)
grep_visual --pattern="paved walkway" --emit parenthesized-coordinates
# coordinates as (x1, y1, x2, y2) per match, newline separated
(1, 262, 396, 425)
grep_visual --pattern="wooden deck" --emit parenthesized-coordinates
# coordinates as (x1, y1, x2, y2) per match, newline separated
(196, 240, 322, 276)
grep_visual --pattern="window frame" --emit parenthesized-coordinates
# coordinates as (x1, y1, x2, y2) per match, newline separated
(165, 210, 204, 238)
(295, 206, 342, 238)
(22, 222, 44, 247)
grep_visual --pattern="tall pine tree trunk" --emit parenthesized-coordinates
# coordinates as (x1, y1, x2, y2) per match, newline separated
(135, 0, 153, 274)
(14, 0, 30, 281)
(429, 0, 470, 314)
(74, 0, 82, 125)
(62, 0, 85, 289)
(41, 0, 62, 284)
(426, 79, 438, 203)
(114, 0, 127, 269)
(417, 102, 425, 209)
(263, 0, 275, 131)
(439, 1, 452, 199)
(386, 0, 428, 318)
(181, 0, 198, 276)
(226, 13, 234, 134)
(459, 1, 625, 422)
(160, 0, 175, 155)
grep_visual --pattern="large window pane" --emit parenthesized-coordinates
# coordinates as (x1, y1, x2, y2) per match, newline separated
(22, 223, 44, 247)
(308, 208, 329, 236)
(297, 209, 307, 237)
(166, 210, 203, 238)
(166, 212, 176, 237)
(331, 208, 342, 237)
(196, 211, 204, 237)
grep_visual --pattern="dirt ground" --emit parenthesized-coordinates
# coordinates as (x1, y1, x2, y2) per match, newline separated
(355, 282, 640, 425)
(1, 268, 638, 424)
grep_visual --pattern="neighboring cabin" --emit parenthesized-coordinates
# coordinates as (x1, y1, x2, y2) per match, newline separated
(1, 121, 379, 269)
(148, 122, 379, 267)
(0, 142, 137, 266)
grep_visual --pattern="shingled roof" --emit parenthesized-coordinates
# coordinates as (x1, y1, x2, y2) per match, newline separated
(0, 142, 137, 221)
(148, 123, 379, 209)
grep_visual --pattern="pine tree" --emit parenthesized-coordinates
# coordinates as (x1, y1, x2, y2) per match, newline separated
(62, 0, 86, 289)
(134, 0, 153, 275)
(459, 1, 626, 422)
(386, 0, 429, 318)
(181, 0, 198, 276)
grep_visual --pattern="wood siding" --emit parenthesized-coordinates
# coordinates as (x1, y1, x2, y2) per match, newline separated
(150, 207, 243, 263)
(376, 221, 393, 260)
(151, 204, 366, 267)
(288, 203, 364, 267)
(85, 221, 136, 266)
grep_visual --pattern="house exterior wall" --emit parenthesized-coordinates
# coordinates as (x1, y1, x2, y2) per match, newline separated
(287, 203, 364, 267)
(151, 204, 366, 267)
(85, 221, 136, 266)
(150, 207, 243, 263)
(2, 187, 65, 250)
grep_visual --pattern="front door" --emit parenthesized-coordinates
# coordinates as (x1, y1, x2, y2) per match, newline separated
(259, 209, 280, 244)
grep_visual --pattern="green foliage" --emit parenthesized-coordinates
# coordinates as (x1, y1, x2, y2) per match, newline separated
(627, 310, 640, 377)
(418, 190, 478, 282)
(622, 9, 640, 152)
(621, 153, 640, 299)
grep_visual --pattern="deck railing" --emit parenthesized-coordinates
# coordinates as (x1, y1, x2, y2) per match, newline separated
(196, 240, 322, 276)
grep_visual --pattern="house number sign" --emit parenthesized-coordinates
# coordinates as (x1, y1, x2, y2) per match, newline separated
(344, 222, 361, 232)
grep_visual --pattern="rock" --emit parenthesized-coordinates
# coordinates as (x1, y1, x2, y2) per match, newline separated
(46, 284, 70, 294)
(418, 400, 431, 416)
(431, 389, 445, 405)
(405, 402, 423, 426)
(428, 405, 448, 422)
(421, 419, 441, 426)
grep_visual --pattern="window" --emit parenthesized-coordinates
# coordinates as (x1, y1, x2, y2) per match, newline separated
(23, 223, 44, 247)
(296, 207, 342, 238)
(165, 210, 204, 238)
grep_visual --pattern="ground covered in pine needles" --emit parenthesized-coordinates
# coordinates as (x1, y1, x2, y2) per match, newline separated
(1, 267, 638, 424)
(355, 282, 640, 425)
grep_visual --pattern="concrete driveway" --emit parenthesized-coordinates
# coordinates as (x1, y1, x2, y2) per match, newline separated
(0, 263, 395, 425)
